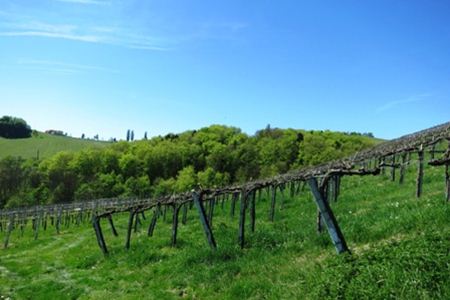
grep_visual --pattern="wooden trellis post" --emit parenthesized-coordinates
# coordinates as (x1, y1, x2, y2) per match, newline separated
(171, 204, 180, 247)
(238, 189, 248, 249)
(416, 145, 424, 198)
(230, 193, 237, 217)
(399, 153, 407, 185)
(147, 204, 160, 237)
(308, 178, 349, 254)
(3, 214, 14, 249)
(269, 185, 277, 222)
(391, 155, 396, 182)
(280, 184, 285, 210)
(125, 210, 136, 250)
(208, 198, 215, 227)
(92, 215, 108, 255)
(182, 203, 188, 225)
(107, 214, 118, 236)
(193, 192, 217, 249)
(250, 190, 256, 233)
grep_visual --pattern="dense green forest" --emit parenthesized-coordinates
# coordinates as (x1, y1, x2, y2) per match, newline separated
(0, 125, 377, 208)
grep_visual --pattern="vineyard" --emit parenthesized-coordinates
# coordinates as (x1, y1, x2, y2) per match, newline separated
(1, 122, 449, 258)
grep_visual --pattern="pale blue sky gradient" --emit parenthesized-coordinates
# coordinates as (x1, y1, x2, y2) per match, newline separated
(1, 0, 449, 140)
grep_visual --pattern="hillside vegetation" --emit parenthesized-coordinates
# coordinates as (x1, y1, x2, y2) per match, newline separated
(0, 125, 377, 208)
(0, 133, 109, 160)
(0, 154, 448, 299)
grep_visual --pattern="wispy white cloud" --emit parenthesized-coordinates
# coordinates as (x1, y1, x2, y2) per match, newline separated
(17, 59, 120, 74)
(376, 93, 432, 113)
(54, 0, 111, 5)
(0, 20, 170, 51)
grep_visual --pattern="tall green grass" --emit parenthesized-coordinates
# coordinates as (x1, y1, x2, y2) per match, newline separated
(0, 158, 449, 299)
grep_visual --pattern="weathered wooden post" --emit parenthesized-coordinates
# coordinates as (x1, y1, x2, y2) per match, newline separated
(208, 198, 215, 227)
(399, 153, 407, 185)
(416, 145, 424, 198)
(250, 190, 256, 233)
(107, 214, 118, 237)
(147, 204, 160, 237)
(230, 193, 238, 217)
(269, 185, 277, 222)
(92, 215, 108, 255)
(171, 204, 180, 247)
(182, 203, 188, 225)
(34, 211, 40, 240)
(238, 189, 248, 249)
(3, 214, 14, 249)
(308, 178, 350, 254)
(391, 155, 396, 182)
(56, 208, 62, 234)
(134, 211, 141, 233)
(125, 210, 136, 250)
(280, 184, 285, 210)
(193, 191, 217, 249)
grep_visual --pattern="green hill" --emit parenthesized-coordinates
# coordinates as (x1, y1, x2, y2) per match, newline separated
(0, 133, 110, 160)
(1, 157, 448, 299)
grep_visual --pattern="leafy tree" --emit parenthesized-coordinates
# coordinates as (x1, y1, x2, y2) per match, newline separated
(175, 166, 197, 192)
(0, 156, 26, 207)
(0, 116, 32, 139)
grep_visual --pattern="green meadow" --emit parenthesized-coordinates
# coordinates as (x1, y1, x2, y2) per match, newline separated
(1, 156, 449, 299)
(0, 133, 109, 160)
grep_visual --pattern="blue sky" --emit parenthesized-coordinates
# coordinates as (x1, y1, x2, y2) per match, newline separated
(1, 0, 449, 140)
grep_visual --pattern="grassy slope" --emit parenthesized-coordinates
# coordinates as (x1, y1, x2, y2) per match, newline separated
(0, 156, 449, 299)
(0, 133, 110, 160)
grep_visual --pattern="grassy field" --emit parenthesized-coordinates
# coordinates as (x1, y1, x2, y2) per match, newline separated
(0, 133, 110, 160)
(0, 158, 449, 299)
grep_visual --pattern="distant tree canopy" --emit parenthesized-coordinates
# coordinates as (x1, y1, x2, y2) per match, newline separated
(0, 116, 32, 139)
(0, 124, 378, 208)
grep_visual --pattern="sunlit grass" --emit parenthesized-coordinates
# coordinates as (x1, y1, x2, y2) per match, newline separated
(1, 160, 449, 299)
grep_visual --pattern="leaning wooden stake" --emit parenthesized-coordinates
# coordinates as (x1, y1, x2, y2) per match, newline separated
(147, 205, 160, 237)
(107, 214, 118, 237)
(193, 192, 217, 249)
(92, 215, 108, 255)
(125, 210, 136, 250)
(416, 145, 424, 198)
(308, 178, 350, 254)
(171, 204, 180, 247)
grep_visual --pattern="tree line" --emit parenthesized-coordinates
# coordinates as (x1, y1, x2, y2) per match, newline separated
(0, 124, 377, 208)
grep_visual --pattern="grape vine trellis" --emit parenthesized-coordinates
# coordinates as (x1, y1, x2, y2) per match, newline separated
(1, 122, 449, 255)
